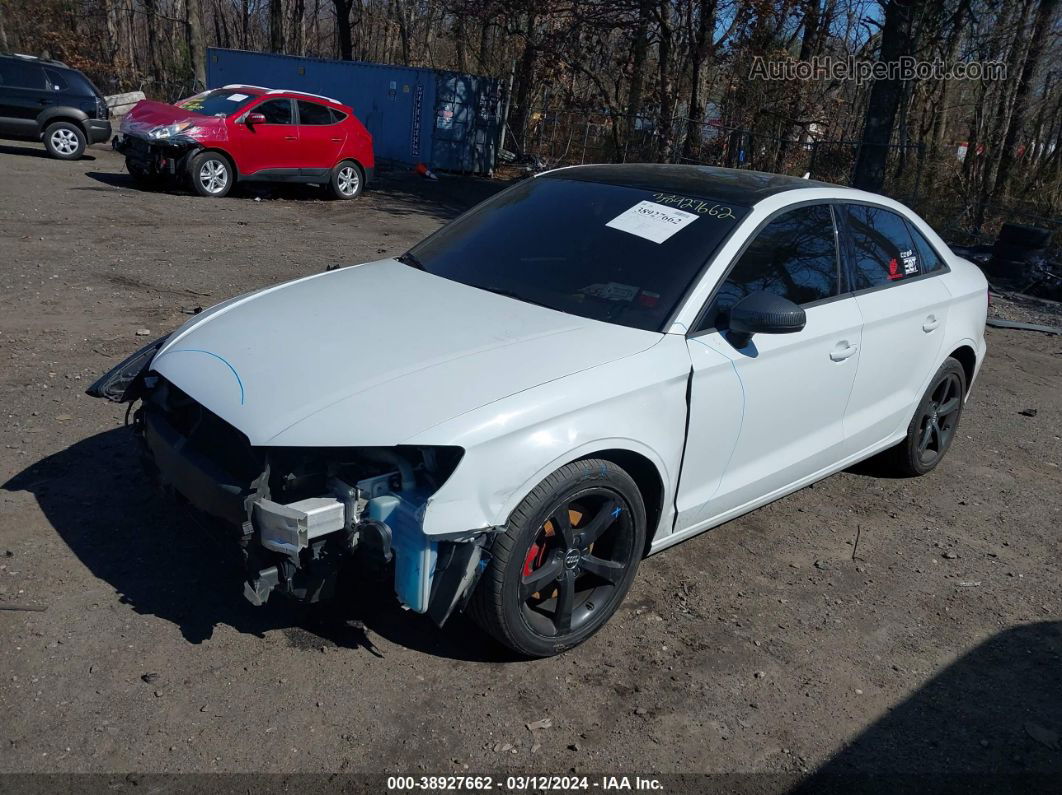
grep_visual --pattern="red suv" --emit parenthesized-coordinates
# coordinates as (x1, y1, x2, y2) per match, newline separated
(116, 85, 374, 199)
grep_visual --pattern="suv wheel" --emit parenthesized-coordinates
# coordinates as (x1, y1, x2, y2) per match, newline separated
(44, 122, 86, 160)
(190, 151, 233, 198)
(329, 160, 363, 199)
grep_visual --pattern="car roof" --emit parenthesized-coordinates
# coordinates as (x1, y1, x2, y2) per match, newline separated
(541, 163, 842, 205)
(220, 84, 344, 106)
(1, 52, 73, 70)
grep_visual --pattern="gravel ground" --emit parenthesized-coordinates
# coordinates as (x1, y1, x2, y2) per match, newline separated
(1, 142, 1060, 788)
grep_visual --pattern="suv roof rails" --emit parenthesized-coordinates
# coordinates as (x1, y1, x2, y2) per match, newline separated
(2, 51, 70, 68)
(266, 88, 341, 104)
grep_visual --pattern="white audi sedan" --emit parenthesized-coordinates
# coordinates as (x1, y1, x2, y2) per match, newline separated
(89, 165, 987, 656)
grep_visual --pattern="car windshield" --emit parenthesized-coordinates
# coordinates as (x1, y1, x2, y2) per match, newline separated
(176, 89, 258, 117)
(406, 175, 749, 332)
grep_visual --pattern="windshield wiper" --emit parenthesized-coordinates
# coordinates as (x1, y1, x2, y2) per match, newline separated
(397, 252, 425, 270)
(478, 286, 554, 311)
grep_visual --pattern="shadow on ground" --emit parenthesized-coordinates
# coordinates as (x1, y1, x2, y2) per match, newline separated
(3, 427, 512, 663)
(796, 621, 1062, 792)
(81, 164, 508, 221)
(0, 140, 96, 160)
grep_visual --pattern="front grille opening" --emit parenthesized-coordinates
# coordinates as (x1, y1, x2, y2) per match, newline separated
(147, 376, 264, 484)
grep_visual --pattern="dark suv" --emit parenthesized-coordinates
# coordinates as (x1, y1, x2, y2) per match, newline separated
(0, 53, 111, 159)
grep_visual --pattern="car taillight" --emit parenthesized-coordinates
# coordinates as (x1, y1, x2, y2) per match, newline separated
(96, 96, 109, 119)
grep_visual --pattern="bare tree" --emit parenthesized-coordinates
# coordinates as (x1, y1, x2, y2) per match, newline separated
(852, 0, 916, 191)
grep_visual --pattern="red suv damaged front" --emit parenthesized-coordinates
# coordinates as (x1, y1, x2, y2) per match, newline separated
(115, 85, 374, 198)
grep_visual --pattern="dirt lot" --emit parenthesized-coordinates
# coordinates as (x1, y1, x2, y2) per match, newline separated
(1, 140, 1060, 788)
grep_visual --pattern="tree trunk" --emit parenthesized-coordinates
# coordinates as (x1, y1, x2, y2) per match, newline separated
(987, 0, 1059, 210)
(681, 0, 717, 163)
(0, 4, 9, 52)
(143, 0, 162, 88)
(624, 0, 651, 160)
(270, 0, 285, 52)
(852, 0, 915, 192)
(509, 12, 539, 152)
(187, 0, 207, 89)
(291, 0, 306, 55)
(456, 15, 468, 73)
(655, 0, 675, 162)
(333, 0, 353, 60)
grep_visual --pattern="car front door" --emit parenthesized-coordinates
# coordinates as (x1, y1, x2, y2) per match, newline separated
(0, 59, 46, 136)
(676, 203, 863, 533)
(836, 203, 952, 452)
(230, 98, 299, 175)
(295, 100, 345, 172)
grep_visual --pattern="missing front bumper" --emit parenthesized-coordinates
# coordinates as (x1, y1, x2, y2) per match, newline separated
(135, 390, 488, 624)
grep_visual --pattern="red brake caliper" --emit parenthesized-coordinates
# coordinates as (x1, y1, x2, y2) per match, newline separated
(523, 541, 542, 578)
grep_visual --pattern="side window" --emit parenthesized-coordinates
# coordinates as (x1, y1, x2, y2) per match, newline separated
(43, 68, 69, 92)
(297, 100, 334, 125)
(329, 108, 348, 123)
(255, 99, 293, 124)
(905, 221, 945, 273)
(841, 204, 922, 288)
(703, 204, 839, 329)
(0, 60, 44, 89)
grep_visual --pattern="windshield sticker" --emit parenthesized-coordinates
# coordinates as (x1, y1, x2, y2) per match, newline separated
(606, 201, 699, 244)
(651, 193, 736, 219)
(581, 282, 640, 302)
(226, 93, 249, 101)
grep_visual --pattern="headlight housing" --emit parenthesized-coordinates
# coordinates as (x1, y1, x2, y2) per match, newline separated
(150, 122, 195, 139)
(86, 335, 170, 403)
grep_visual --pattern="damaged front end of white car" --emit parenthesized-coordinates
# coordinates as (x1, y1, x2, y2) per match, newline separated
(86, 346, 490, 625)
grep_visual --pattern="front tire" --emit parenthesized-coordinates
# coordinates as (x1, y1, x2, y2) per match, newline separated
(43, 121, 86, 160)
(189, 151, 233, 197)
(328, 160, 363, 199)
(468, 459, 646, 657)
(882, 357, 967, 476)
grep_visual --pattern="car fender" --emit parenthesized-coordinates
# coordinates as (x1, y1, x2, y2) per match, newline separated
(37, 105, 89, 134)
(409, 334, 692, 544)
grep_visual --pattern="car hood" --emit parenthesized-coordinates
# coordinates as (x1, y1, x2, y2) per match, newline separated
(121, 99, 227, 137)
(151, 259, 662, 446)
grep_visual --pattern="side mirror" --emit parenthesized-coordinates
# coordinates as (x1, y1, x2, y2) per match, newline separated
(246, 112, 266, 126)
(726, 291, 806, 347)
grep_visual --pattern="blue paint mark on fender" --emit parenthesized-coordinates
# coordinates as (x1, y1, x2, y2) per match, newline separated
(155, 348, 245, 405)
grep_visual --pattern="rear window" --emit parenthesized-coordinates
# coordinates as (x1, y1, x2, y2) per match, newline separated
(177, 89, 257, 117)
(43, 67, 98, 96)
(906, 222, 945, 273)
(841, 204, 922, 288)
(298, 100, 334, 125)
(407, 176, 749, 332)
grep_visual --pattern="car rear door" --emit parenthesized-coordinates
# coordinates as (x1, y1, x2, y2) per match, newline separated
(676, 203, 863, 531)
(836, 203, 951, 452)
(295, 100, 345, 174)
(230, 98, 299, 175)
(0, 59, 46, 136)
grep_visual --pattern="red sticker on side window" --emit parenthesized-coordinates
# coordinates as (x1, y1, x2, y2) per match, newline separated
(887, 258, 903, 280)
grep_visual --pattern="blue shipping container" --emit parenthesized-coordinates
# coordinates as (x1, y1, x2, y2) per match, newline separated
(206, 48, 503, 174)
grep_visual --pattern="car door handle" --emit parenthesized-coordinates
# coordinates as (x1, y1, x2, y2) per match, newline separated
(830, 343, 859, 362)
(923, 315, 940, 332)
(330, 137, 343, 142)
(283, 135, 297, 140)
